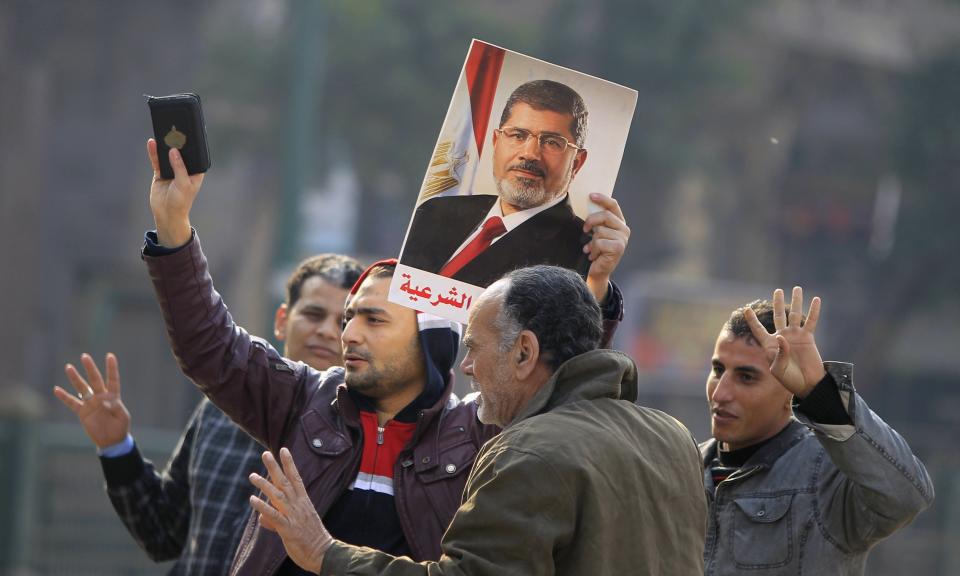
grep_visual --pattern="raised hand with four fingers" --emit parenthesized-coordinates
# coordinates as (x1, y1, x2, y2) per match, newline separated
(744, 286, 826, 399)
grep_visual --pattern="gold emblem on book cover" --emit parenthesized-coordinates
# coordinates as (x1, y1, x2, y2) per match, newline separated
(164, 125, 187, 150)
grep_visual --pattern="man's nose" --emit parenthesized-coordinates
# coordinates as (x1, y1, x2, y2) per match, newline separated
(317, 316, 339, 340)
(341, 318, 361, 346)
(519, 134, 543, 159)
(460, 355, 474, 376)
(710, 374, 733, 404)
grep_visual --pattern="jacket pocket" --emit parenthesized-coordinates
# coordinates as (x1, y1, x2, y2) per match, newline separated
(292, 410, 352, 491)
(411, 438, 478, 521)
(731, 494, 794, 569)
(300, 409, 351, 456)
(415, 439, 476, 484)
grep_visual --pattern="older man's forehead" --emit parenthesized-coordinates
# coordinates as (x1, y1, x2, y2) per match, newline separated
(466, 285, 505, 334)
(471, 280, 508, 317)
(503, 103, 577, 140)
(486, 278, 511, 299)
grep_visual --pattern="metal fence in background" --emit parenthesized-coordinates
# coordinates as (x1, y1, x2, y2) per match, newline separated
(0, 419, 180, 576)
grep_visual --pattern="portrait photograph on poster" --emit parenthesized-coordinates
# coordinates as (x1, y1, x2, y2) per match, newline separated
(391, 39, 638, 323)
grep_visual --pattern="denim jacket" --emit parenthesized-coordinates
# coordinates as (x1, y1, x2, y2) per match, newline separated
(700, 362, 933, 575)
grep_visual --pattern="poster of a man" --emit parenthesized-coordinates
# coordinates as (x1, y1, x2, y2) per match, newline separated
(391, 40, 637, 323)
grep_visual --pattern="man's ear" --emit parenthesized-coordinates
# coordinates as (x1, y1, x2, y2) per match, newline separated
(571, 148, 588, 177)
(274, 304, 289, 341)
(514, 330, 541, 380)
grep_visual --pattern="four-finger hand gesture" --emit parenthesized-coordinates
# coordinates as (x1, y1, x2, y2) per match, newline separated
(249, 448, 333, 574)
(54, 353, 131, 449)
(583, 193, 630, 303)
(147, 138, 204, 248)
(745, 287, 826, 399)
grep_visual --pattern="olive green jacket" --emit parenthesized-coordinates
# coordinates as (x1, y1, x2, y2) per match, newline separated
(320, 349, 707, 576)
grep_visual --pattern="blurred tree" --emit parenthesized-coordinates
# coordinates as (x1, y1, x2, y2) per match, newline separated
(895, 49, 960, 288)
(541, 0, 757, 267)
(318, 0, 508, 254)
(852, 48, 960, 382)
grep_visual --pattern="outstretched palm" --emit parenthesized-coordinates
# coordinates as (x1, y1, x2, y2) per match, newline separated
(249, 448, 333, 573)
(54, 353, 131, 449)
(745, 286, 826, 398)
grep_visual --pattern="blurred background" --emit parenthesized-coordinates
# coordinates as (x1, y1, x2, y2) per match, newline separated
(1, 0, 958, 573)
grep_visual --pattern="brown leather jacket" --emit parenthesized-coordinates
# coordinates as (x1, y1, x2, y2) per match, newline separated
(142, 232, 621, 576)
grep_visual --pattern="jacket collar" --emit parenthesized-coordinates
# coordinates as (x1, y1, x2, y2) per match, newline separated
(334, 375, 453, 427)
(507, 349, 638, 428)
(700, 419, 808, 471)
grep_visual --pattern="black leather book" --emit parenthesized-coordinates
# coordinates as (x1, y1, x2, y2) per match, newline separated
(147, 93, 211, 180)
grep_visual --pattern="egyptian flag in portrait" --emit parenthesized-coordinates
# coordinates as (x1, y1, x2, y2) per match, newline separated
(417, 41, 505, 204)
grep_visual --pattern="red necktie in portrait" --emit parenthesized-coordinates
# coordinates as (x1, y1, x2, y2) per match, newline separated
(439, 216, 507, 278)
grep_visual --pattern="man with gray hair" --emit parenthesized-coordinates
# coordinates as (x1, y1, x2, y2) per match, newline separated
(248, 265, 708, 576)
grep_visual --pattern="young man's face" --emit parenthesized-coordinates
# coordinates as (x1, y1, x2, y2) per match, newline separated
(491, 102, 587, 214)
(461, 288, 525, 427)
(275, 276, 349, 371)
(341, 276, 425, 399)
(705, 330, 793, 451)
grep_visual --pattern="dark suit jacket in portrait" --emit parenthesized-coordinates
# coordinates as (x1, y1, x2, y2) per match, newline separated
(400, 194, 591, 288)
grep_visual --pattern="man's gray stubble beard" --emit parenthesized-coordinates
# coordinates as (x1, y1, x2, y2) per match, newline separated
(496, 177, 554, 210)
(495, 169, 571, 210)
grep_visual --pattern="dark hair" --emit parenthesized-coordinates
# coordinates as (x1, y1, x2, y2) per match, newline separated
(286, 253, 363, 307)
(496, 266, 602, 370)
(724, 299, 805, 343)
(499, 80, 588, 148)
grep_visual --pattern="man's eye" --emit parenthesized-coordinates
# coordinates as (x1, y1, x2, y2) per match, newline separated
(541, 136, 564, 151)
(507, 130, 528, 142)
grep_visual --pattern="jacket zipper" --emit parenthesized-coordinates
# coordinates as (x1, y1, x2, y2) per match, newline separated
(359, 424, 388, 540)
